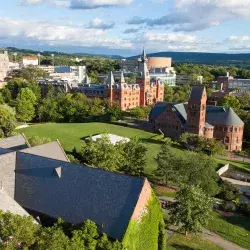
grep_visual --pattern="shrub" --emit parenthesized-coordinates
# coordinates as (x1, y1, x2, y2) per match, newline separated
(222, 202, 237, 212)
(239, 202, 250, 216)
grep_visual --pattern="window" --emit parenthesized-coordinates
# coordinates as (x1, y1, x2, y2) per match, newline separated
(225, 137, 230, 143)
(230, 127, 233, 132)
(234, 127, 238, 132)
(236, 137, 239, 143)
(223, 127, 227, 132)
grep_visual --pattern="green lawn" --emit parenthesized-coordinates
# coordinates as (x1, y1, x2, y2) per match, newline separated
(206, 212, 250, 249)
(19, 122, 250, 175)
(19, 123, 183, 173)
(167, 233, 223, 250)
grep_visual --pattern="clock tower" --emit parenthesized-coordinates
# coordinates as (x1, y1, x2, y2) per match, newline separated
(187, 86, 207, 136)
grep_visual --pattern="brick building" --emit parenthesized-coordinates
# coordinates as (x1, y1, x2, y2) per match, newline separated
(149, 86, 244, 151)
(78, 49, 164, 110)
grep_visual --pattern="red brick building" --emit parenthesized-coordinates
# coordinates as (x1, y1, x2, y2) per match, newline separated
(79, 49, 164, 110)
(149, 86, 244, 151)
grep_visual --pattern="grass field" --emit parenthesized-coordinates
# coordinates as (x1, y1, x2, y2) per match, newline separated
(167, 233, 223, 250)
(19, 122, 250, 174)
(206, 212, 250, 249)
(19, 122, 184, 173)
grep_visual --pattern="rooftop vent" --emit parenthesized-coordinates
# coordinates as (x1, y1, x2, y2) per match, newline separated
(55, 167, 62, 178)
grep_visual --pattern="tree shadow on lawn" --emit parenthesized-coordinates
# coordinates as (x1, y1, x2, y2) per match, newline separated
(169, 244, 195, 250)
(139, 137, 165, 145)
(219, 213, 250, 232)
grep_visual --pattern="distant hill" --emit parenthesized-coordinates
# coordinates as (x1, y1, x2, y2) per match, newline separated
(1, 47, 123, 59)
(128, 52, 250, 65)
(2, 47, 250, 65)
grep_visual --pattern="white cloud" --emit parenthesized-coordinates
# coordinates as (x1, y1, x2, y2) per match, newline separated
(20, 0, 133, 8)
(228, 36, 250, 42)
(0, 18, 132, 49)
(70, 0, 133, 9)
(127, 0, 250, 31)
(87, 18, 115, 29)
(132, 32, 204, 51)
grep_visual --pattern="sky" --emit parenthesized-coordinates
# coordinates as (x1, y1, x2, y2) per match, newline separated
(0, 0, 250, 56)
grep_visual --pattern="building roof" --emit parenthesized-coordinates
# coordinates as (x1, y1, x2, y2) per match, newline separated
(23, 56, 38, 60)
(0, 189, 32, 217)
(0, 134, 29, 151)
(150, 103, 244, 127)
(206, 106, 244, 126)
(0, 135, 148, 240)
(189, 86, 205, 101)
(107, 71, 115, 86)
(149, 102, 167, 120)
(20, 141, 69, 162)
(54, 66, 71, 73)
(15, 151, 145, 240)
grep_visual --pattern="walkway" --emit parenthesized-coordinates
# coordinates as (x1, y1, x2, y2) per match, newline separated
(202, 229, 246, 250)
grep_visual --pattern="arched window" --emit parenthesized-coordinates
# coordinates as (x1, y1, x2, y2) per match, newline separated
(225, 137, 230, 143)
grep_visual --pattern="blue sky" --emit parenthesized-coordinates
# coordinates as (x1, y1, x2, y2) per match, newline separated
(0, 0, 250, 56)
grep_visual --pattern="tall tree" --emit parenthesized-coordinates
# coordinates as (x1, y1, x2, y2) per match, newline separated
(0, 104, 16, 137)
(154, 142, 182, 186)
(79, 135, 120, 172)
(16, 88, 37, 122)
(118, 137, 147, 176)
(170, 185, 214, 235)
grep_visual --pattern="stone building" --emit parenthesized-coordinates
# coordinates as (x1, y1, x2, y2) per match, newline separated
(78, 49, 164, 110)
(149, 86, 244, 151)
(0, 51, 9, 81)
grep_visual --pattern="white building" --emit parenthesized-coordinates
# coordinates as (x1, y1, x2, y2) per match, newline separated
(0, 51, 9, 81)
(229, 79, 250, 91)
(22, 56, 38, 67)
(149, 67, 176, 87)
(8, 62, 20, 71)
(39, 65, 55, 73)
(51, 66, 86, 83)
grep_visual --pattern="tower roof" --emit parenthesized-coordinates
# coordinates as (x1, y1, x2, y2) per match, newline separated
(141, 48, 147, 63)
(189, 86, 206, 101)
(137, 48, 149, 78)
(120, 71, 125, 84)
(107, 71, 115, 87)
(85, 74, 90, 84)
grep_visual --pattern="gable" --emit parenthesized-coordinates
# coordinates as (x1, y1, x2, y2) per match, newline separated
(0, 135, 29, 151)
(20, 141, 69, 162)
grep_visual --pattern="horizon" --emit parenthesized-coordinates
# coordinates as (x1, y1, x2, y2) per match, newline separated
(0, 1, 250, 56)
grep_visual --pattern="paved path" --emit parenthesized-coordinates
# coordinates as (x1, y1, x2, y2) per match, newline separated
(202, 229, 246, 250)
(217, 154, 250, 163)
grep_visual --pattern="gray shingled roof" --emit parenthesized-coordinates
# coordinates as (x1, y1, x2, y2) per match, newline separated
(189, 86, 205, 101)
(0, 189, 32, 217)
(149, 102, 167, 120)
(150, 103, 244, 127)
(20, 141, 69, 162)
(0, 135, 29, 151)
(14, 151, 145, 240)
(206, 106, 244, 126)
